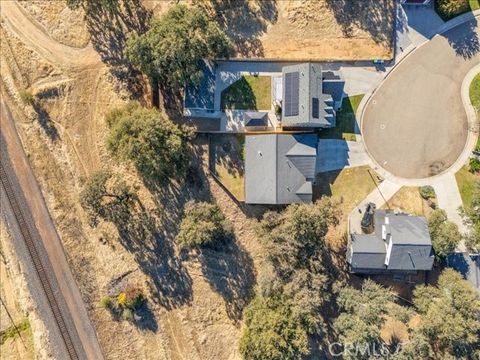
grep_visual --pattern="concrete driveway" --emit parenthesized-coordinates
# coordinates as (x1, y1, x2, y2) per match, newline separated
(363, 16, 480, 179)
(316, 140, 369, 173)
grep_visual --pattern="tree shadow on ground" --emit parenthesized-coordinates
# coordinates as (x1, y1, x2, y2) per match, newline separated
(32, 102, 60, 141)
(107, 137, 257, 319)
(134, 141, 212, 309)
(196, 237, 255, 323)
(109, 192, 194, 310)
(313, 170, 342, 201)
(210, 134, 245, 178)
(82, 0, 151, 96)
(195, 0, 278, 57)
(134, 299, 159, 332)
(325, 0, 394, 47)
(221, 77, 257, 111)
(441, 17, 480, 59)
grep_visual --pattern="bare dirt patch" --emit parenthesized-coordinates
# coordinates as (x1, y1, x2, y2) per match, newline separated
(197, 0, 395, 60)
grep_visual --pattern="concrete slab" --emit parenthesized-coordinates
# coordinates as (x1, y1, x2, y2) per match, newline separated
(431, 173, 466, 233)
(316, 140, 369, 173)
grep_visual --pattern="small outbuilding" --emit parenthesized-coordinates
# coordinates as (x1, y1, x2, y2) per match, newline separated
(244, 111, 271, 131)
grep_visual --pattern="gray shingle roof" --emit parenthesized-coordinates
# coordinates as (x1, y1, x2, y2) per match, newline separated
(281, 63, 336, 128)
(388, 215, 432, 246)
(244, 111, 269, 127)
(351, 233, 386, 253)
(387, 244, 434, 271)
(322, 79, 345, 105)
(245, 134, 318, 204)
(446, 254, 480, 293)
(349, 210, 434, 273)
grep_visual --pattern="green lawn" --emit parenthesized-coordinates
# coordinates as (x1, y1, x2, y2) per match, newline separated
(315, 165, 380, 216)
(319, 95, 364, 142)
(470, 0, 480, 10)
(455, 166, 479, 208)
(216, 166, 244, 201)
(221, 76, 271, 111)
(470, 73, 480, 111)
(212, 134, 245, 201)
(470, 73, 480, 150)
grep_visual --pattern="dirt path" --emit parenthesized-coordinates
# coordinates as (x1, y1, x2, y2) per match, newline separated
(0, 1, 100, 69)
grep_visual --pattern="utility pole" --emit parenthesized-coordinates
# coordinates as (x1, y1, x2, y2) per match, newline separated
(0, 296, 27, 348)
(367, 169, 390, 209)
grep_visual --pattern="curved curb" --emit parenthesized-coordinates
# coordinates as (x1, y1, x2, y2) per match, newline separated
(448, 65, 480, 174)
(357, 11, 480, 186)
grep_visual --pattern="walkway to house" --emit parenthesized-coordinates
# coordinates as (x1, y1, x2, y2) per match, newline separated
(431, 174, 466, 231)
(348, 180, 402, 234)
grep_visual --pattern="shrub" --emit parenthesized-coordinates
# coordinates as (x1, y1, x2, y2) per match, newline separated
(469, 157, 480, 173)
(239, 295, 309, 360)
(19, 90, 36, 106)
(419, 185, 436, 200)
(274, 104, 282, 117)
(435, 0, 470, 21)
(79, 170, 135, 226)
(99, 296, 113, 309)
(176, 201, 233, 249)
(100, 284, 145, 322)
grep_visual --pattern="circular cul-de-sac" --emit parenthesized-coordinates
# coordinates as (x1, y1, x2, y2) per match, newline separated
(363, 20, 480, 179)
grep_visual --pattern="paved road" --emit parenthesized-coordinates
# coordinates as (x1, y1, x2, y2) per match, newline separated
(0, 95, 104, 360)
(363, 17, 480, 179)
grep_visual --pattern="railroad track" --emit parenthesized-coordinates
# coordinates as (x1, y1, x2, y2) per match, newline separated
(0, 161, 80, 360)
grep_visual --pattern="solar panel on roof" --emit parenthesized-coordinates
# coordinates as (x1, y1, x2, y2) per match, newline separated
(284, 72, 299, 117)
(312, 97, 319, 119)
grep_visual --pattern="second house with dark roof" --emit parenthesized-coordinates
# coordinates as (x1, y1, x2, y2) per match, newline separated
(347, 210, 435, 274)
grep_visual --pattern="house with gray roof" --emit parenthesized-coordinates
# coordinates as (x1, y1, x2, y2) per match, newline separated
(245, 133, 318, 204)
(281, 63, 338, 129)
(347, 210, 434, 274)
